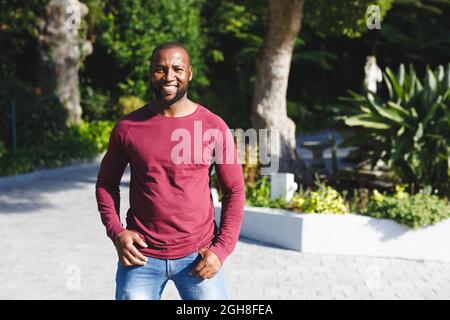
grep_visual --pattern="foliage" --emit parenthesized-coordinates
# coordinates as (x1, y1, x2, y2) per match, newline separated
(341, 64, 450, 196)
(362, 185, 450, 228)
(245, 176, 287, 208)
(80, 85, 112, 121)
(287, 175, 350, 214)
(83, 0, 207, 100)
(1, 0, 439, 133)
(0, 76, 68, 151)
(342, 188, 371, 214)
(0, 140, 6, 158)
(198, 0, 265, 128)
(245, 175, 349, 214)
(74, 120, 115, 154)
(0, 0, 46, 63)
(200, 0, 394, 129)
(304, 0, 393, 38)
(117, 95, 146, 115)
(380, 0, 450, 65)
(1, 0, 450, 181)
(0, 120, 114, 177)
(244, 175, 449, 228)
(287, 100, 347, 133)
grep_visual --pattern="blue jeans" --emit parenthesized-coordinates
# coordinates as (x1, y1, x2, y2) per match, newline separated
(115, 251, 229, 300)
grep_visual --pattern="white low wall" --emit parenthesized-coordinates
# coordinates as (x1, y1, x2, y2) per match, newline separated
(214, 204, 450, 263)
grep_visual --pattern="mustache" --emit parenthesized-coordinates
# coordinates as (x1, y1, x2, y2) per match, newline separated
(152, 82, 189, 106)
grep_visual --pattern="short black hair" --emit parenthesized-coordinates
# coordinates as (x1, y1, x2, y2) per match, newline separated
(150, 41, 191, 65)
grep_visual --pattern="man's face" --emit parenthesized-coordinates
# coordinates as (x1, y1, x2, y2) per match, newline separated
(150, 48, 192, 106)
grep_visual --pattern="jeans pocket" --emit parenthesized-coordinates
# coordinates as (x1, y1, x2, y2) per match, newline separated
(183, 251, 201, 266)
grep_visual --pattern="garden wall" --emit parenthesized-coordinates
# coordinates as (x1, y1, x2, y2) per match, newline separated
(214, 204, 450, 263)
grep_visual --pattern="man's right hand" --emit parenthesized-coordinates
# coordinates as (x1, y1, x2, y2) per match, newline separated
(114, 230, 148, 267)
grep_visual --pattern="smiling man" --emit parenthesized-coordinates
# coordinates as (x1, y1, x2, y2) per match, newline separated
(95, 41, 245, 300)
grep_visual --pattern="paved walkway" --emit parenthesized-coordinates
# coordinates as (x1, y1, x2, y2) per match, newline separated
(0, 157, 449, 300)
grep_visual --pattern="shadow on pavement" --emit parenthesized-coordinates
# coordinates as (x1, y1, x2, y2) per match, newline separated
(0, 159, 129, 215)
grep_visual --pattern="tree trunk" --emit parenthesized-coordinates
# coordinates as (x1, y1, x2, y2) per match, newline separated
(251, 0, 307, 179)
(38, 0, 92, 125)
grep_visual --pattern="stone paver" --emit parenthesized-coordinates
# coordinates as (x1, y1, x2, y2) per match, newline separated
(0, 157, 449, 300)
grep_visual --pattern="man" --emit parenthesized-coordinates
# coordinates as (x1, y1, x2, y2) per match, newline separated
(95, 41, 245, 300)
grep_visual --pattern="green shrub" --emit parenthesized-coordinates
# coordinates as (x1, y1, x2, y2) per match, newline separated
(304, 0, 393, 38)
(245, 176, 286, 208)
(287, 176, 349, 214)
(0, 140, 6, 158)
(75, 120, 115, 154)
(0, 120, 114, 176)
(236, 173, 450, 228)
(245, 175, 348, 213)
(341, 64, 450, 196)
(80, 85, 112, 121)
(117, 95, 145, 115)
(362, 185, 450, 228)
(0, 79, 68, 151)
(342, 188, 371, 214)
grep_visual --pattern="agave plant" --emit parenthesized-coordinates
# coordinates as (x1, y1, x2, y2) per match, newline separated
(340, 64, 450, 196)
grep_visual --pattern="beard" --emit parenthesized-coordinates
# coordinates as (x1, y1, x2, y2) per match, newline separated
(152, 81, 189, 107)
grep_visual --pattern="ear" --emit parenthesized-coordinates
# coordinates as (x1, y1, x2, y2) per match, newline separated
(189, 65, 193, 81)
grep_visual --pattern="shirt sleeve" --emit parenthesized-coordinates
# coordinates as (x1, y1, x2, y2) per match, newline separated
(207, 119, 245, 265)
(95, 122, 130, 243)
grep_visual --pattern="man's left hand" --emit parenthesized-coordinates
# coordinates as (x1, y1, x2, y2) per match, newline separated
(190, 248, 222, 279)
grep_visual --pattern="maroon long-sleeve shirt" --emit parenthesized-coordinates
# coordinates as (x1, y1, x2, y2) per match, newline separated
(95, 104, 245, 264)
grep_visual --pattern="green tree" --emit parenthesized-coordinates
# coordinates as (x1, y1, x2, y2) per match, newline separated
(0, 0, 47, 84)
(83, 0, 207, 102)
(199, 0, 266, 128)
(251, 0, 393, 178)
(379, 0, 450, 66)
(38, 0, 92, 124)
(304, 0, 393, 38)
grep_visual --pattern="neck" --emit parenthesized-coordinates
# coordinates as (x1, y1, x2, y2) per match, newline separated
(153, 95, 189, 117)
(152, 95, 195, 117)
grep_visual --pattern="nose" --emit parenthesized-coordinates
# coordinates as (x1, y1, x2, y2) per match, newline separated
(164, 69, 176, 82)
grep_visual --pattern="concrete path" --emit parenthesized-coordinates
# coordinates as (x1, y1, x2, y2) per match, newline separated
(0, 157, 449, 300)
